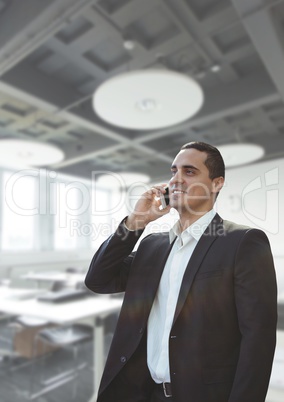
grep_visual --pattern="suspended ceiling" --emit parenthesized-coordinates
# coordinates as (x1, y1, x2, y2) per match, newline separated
(0, 0, 284, 181)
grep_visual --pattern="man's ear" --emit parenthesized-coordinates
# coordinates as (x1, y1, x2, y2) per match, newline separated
(212, 177, 224, 194)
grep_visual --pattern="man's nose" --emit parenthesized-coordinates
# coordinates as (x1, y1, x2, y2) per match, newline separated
(170, 171, 184, 185)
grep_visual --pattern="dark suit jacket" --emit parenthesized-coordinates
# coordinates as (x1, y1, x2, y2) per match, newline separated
(85, 214, 277, 402)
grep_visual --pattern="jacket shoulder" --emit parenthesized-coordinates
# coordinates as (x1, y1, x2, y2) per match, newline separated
(221, 218, 269, 243)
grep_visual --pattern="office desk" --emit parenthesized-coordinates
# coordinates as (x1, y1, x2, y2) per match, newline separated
(0, 295, 122, 400)
(0, 286, 42, 300)
(21, 271, 86, 286)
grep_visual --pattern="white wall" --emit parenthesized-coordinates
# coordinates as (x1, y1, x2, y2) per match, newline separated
(216, 157, 284, 293)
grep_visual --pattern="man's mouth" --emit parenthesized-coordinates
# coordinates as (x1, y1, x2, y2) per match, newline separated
(172, 190, 186, 194)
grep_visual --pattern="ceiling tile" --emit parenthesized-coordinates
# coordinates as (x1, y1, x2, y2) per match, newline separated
(125, 6, 180, 49)
(1, 103, 36, 117)
(185, 0, 230, 20)
(97, 0, 132, 14)
(213, 24, 250, 53)
(232, 52, 265, 77)
(56, 16, 94, 44)
(84, 38, 131, 71)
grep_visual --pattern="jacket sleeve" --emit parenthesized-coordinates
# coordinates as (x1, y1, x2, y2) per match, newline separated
(85, 219, 144, 294)
(228, 229, 277, 402)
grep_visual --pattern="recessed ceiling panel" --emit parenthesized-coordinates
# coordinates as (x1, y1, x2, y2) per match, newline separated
(185, 0, 230, 20)
(27, 45, 53, 65)
(40, 117, 68, 130)
(165, 46, 207, 73)
(263, 101, 284, 114)
(213, 24, 250, 53)
(84, 38, 131, 71)
(126, 6, 180, 49)
(0, 0, 7, 13)
(53, 63, 93, 86)
(19, 127, 46, 137)
(232, 53, 265, 77)
(226, 110, 262, 136)
(1, 102, 36, 117)
(97, 0, 132, 14)
(56, 16, 94, 44)
(63, 129, 118, 152)
(269, 112, 284, 126)
(77, 77, 97, 95)
(226, 111, 252, 125)
(0, 116, 14, 127)
(37, 53, 66, 75)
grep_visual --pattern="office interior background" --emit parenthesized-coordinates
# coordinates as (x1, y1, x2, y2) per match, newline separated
(0, 0, 284, 401)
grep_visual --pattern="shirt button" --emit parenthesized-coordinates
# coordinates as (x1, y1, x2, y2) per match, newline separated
(120, 356, 127, 364)
(139, 327, 144, 334)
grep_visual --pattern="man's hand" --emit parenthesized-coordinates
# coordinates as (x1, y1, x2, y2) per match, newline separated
(125, 185, 171, 230)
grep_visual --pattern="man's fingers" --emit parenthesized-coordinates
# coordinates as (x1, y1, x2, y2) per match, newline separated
(148, 184, 168, 196)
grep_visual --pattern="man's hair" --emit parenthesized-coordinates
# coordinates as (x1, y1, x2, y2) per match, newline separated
(180, 141, 225, 179)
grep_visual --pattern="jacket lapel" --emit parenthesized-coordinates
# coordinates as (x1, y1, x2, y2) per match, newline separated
(143, 233, 175, 316)
(172, 214, 223, 325)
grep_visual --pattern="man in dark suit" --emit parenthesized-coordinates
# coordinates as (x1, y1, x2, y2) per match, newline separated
(85, 142, 277, 402)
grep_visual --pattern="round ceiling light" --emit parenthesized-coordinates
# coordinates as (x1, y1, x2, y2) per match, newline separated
(218, 143, 265, 167)
(0, 139, 65, 168)
(93, 70, 204, 130)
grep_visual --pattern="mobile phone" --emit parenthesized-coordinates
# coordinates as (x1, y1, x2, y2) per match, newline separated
(160, 186, 170, 209)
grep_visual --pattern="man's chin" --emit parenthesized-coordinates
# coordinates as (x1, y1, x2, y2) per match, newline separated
(170, 202, 205, 216)
(170, 200, 185, 212)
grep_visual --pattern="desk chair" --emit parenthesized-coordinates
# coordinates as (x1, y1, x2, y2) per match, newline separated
(8, 314, 92, 400)
(6, 281, 91, 399)
(65, 267, 83, 273)
(29, 324, 92, 400)
(0, 316, 16, 368)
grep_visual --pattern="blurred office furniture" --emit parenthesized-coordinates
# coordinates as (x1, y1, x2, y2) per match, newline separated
(29, 324, 92, 400)
(0, 266, 13, 288)
(0, 293, 122, 400)
(65, 267, 85, 273)
(1, 281, 88, 394)
(0, 287, 45, 379)
(9, 280, 88, 365)
(21, 270, 86, 289)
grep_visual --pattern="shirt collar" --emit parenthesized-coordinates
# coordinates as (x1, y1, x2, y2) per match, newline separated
(169, 209, 216, 244)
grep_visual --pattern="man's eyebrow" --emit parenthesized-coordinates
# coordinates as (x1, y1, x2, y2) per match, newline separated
(171, 164, 200, 171)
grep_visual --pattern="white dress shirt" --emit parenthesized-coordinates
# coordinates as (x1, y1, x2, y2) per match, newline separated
(147, 209, 216, 383)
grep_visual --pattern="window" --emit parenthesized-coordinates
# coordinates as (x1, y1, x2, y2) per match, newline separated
(53, 178, 91, 249)
(1, 170, 37, 250)
(90, 186, 113, 249)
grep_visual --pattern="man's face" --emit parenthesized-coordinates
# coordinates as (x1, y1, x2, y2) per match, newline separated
(168, 148, 222, 216)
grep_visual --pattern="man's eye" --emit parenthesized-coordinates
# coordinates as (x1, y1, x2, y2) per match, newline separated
(186, 170, 194, 174)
